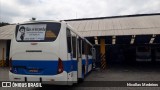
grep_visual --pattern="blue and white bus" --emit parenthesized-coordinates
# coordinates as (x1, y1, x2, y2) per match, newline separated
(9, 20, 95, 85)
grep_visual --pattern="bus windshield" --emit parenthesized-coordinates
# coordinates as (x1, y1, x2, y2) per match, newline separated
(15, 22, 61, 42)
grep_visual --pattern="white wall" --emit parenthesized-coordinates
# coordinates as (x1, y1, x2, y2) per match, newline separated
(0, 40, 7, 60)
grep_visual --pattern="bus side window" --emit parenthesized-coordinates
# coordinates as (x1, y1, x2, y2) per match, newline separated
(66, 28, 71, 53)
(79, 38, 82, 57)
(82, 40, 85, 54)
(77, 37, 82, 58)
(84, 42, 88, 55)
(71, 32, 77, 58)
(88, 45, 92, 55)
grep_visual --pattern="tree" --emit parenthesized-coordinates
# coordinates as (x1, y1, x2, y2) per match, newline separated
(0, 22, 10, 27)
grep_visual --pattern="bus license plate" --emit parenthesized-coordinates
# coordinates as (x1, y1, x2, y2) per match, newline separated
(29, 69, 39, 73)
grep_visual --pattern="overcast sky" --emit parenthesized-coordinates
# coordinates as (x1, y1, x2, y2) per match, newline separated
(0, 0, 160, 23)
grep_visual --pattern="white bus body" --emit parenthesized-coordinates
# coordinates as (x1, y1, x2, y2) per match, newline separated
(9, 20, 94, 85)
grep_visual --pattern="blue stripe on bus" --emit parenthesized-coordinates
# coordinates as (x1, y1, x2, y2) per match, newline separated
(82, 59, 93, 65)
(11, 59, 92, 75)
(12, 60, 75, 75)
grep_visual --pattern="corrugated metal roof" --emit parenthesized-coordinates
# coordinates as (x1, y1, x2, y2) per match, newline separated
(0, 25, 16, 40)
(66, 14, 160, 37)
(0, 14, 160, 40)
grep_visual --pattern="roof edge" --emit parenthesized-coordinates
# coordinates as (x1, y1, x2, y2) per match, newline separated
(64, 13, 160, 21)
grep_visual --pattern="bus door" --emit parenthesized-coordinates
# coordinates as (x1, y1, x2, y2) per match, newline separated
(77, 37, 82, 79)
(71, 32, 78, 82)
(67, 28, 78, 83)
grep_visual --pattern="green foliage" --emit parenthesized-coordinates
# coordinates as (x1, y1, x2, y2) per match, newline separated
(0, 22, 10, 27)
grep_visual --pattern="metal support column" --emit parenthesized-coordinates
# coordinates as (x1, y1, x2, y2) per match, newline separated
(2, 48, 5, 67)
(0, 48, 5, 67)
(100, 38, 106, 69)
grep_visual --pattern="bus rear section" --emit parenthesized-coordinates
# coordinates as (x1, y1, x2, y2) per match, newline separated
(9, 21, 71, 85)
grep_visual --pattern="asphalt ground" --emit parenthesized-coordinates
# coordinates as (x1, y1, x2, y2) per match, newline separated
(1, 64, 160, 90)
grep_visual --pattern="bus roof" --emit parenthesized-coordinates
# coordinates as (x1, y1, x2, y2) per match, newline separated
(20, 20, 61, 24)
